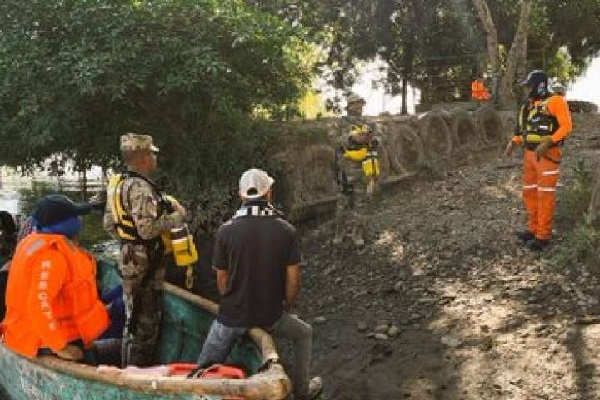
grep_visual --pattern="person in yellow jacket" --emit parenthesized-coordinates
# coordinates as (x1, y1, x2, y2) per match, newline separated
(504, 70, 573, 250)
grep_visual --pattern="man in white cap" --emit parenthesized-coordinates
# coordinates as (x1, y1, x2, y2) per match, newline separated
(195, 168, 322, 400)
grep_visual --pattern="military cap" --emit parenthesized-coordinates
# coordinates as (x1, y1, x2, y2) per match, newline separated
(120, 133, 159, 152)
(347, 93, 366, 105)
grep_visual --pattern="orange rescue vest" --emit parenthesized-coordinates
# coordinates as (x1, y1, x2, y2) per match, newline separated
(1, 233, 109, 358)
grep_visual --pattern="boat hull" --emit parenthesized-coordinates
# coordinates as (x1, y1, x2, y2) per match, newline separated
(0, 259, 290, 400)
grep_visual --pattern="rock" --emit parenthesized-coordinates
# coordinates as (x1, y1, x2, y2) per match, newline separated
(357, 321, 369, 332)
(387, 325, 400, 338)
(441, 336, 462, 348)
(375, 324, 390, 334)
(375, 333, 389, 340)
(313, 316, 327, 325)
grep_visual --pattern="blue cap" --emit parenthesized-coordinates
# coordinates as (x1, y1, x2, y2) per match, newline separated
(33, 194, 92, 228)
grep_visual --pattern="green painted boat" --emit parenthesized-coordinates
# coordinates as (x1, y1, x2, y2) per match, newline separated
(0, 258, 291, 400)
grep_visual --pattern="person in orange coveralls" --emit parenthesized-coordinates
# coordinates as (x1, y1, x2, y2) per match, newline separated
(471, 76, 490, 101)
(1, 194, 109, 363)
(504, 70, 573, 251)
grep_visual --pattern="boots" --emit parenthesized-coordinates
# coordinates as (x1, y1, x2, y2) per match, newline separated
(332, 223, 344, 245)
(351, 224, 365, 247)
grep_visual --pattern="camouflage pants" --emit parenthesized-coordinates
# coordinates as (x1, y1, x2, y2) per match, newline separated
(119, 241, 166, 367)
(334, 161, 376, 237)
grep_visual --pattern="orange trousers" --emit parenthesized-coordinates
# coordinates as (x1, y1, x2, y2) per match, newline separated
(522, 147, 561, 240)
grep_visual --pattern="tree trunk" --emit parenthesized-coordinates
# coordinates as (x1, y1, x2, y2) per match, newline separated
(498, 0, 534, 108)
(401, 39, 414, 115)
(401, 77, 408, 115)
(472, 0, 499, 102)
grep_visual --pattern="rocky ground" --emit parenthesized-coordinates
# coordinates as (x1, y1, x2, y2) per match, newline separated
(292, 114, 600, 400)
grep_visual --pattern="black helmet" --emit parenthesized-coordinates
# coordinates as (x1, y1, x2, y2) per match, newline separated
(520, 70, 549, 99)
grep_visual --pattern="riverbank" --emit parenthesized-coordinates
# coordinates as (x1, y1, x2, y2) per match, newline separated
(294, 114, 600, 399)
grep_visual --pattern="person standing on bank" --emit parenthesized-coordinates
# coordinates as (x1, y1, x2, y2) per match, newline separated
(504, 70, 573, 250)
(195, 168, 322, 400)
(103, 133, 186, 366)
(333, 93, 381, 247)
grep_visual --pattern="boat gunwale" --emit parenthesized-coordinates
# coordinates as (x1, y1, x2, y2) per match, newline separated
(0, 282, 291, 400)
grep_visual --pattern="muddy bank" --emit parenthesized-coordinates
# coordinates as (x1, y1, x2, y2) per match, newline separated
(293, 114, 600, 400)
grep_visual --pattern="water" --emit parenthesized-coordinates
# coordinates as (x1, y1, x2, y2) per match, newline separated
(0, 172, 110, 245)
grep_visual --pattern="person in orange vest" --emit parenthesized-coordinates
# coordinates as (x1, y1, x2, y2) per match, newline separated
(471, 76, 490, 101)
(1, 194, 109, 363)
(504, 70, 573, 250)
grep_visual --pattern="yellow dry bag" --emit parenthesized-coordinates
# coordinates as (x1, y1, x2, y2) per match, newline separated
(362, 151, 380, 177)
(170, 225, 199, 267)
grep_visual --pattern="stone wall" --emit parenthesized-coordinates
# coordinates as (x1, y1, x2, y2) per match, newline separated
(272, 106, 516, 220)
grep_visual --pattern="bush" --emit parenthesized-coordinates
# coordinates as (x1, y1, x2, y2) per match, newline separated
(552, 160, 599, 269)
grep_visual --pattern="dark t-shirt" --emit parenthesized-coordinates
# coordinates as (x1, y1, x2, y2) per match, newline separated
(213, 214, 301, 328)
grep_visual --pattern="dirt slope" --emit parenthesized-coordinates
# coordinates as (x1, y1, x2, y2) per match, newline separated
(296, 114, 600, 400)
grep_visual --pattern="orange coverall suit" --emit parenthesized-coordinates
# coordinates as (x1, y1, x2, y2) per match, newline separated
(471, 80, 490, 101)
(2, 233, 108, 358)
(512, 95, 572, 241)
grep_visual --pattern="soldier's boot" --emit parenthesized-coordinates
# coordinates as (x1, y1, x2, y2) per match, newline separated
(351, 224, 365, 247)
(332, 223, 344, 245)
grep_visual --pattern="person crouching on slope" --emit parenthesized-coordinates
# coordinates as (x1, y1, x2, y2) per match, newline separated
(504, 70, 573, 251)
(1, 194, 109, 364)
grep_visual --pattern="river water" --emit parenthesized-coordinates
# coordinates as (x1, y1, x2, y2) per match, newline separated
(0, 170, 109, 245)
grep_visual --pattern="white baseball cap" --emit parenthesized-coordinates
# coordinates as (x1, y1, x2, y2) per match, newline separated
(239, 168, 275, 199)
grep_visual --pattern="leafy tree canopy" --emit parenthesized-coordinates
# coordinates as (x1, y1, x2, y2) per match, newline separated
(0, 0, 312, 173)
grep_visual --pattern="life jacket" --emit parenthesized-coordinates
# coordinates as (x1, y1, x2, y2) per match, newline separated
(519, 96, 560, 149)
(2, 233, 109, 358)
(343, 123, 371, 162)
(107, 172, 172, 252)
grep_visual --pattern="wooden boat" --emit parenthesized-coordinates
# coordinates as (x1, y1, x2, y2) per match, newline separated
(0, 258, 291, 400)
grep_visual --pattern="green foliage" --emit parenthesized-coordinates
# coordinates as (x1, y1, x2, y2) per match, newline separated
(253, 0, 600, 105)
(550, 159, 600, 269)
(555, 159, 594, 229)
(550, 223, 600, 272)
(0, 0, 312, 231)
(0, 0, 311, 165)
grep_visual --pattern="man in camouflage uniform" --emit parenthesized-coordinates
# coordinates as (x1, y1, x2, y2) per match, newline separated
(333, 93, 381, 247)
(103, 133, 186, 367)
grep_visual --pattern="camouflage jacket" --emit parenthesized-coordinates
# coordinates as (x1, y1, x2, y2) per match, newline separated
(103, 174, 183, 242)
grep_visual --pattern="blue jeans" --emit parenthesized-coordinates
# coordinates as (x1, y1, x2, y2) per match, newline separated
(196, 313, 313, 398)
